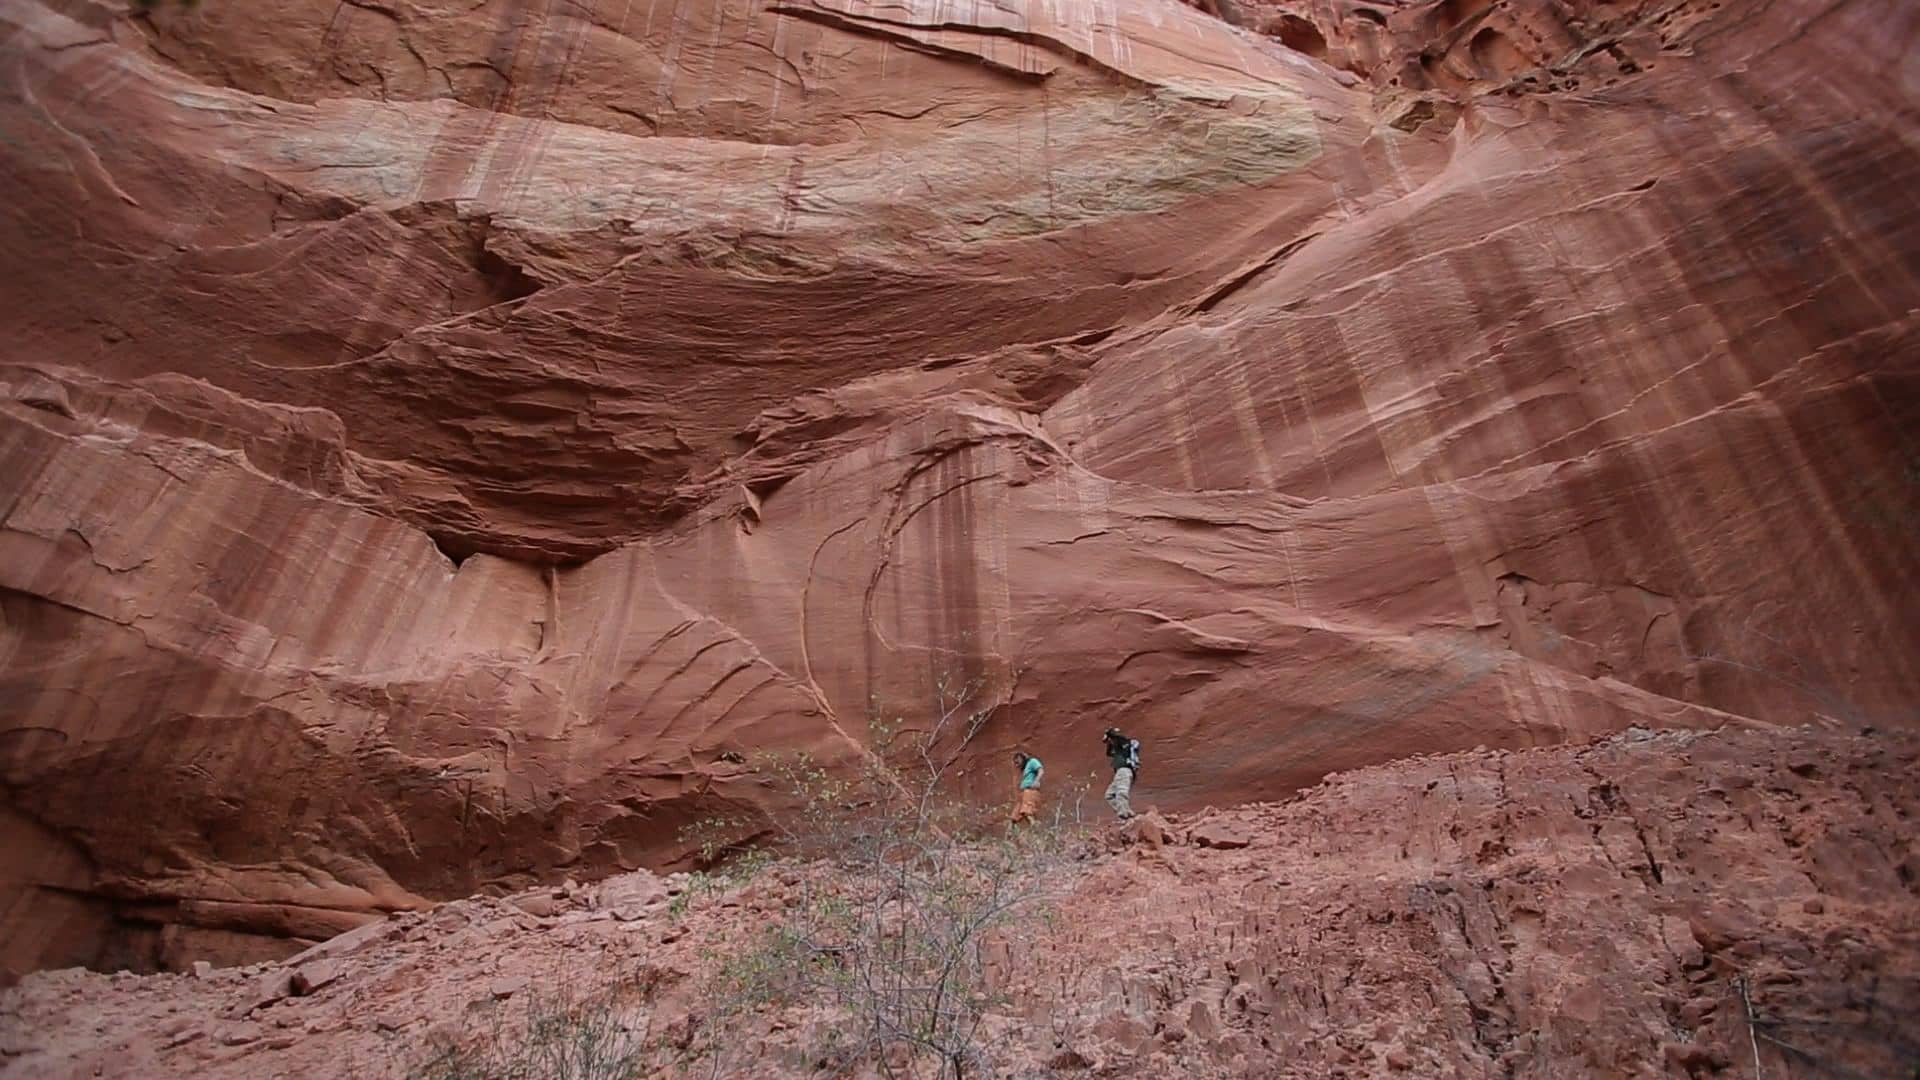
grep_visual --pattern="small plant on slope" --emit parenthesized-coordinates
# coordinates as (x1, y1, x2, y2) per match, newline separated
(406, 988, 647, 1080)
(674, 667, 1089, 1079)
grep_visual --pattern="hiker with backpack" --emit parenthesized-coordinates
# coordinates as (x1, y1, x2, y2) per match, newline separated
(1010, 751, 1044, 825)
(1103, 727, 1140, 819)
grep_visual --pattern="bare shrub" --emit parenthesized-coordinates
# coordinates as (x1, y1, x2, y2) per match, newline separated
(406, 988, 647, 1080)
(671, 670, 1092, 1079)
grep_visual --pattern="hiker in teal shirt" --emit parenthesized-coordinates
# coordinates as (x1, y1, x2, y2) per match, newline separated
(1011, 751, 1043, 824)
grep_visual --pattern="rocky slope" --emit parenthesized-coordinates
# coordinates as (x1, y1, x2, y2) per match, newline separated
(2, 724, 1914, 1077)
(2, 0, 1917, 977)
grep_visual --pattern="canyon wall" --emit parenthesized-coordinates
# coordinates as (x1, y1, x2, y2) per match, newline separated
(1, 0, 1915, 977)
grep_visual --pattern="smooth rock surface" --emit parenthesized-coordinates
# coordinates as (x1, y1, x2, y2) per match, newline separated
(1, 0, 1915, 976)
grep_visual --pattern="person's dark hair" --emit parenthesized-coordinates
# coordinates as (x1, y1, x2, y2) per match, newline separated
(1014, 751, 1031, 765)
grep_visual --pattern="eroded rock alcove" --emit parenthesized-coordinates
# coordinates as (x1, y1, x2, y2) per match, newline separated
(1, 0, 1914, 978)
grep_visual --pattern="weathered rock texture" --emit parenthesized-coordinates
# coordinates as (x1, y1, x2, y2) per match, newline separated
(1, 725, 1913, 1077)
(1, 0, 1916, 976)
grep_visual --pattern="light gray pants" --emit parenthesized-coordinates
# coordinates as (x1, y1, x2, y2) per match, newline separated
(1105, 767, 1135, 818)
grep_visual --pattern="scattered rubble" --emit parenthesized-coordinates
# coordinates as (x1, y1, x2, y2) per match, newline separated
(0, 725, 1911, 1078)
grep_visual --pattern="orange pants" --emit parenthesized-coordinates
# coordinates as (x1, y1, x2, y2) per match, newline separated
(1010, 787, 1041, 824)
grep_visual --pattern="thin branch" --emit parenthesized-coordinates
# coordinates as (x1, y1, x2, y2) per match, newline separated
(1737, 975, 1764, 1080)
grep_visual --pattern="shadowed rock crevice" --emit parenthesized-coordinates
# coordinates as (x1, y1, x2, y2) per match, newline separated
(471, 247, 542, 307)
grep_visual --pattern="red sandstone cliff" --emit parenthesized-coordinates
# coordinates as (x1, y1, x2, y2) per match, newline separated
(0, 0, 1915, 978)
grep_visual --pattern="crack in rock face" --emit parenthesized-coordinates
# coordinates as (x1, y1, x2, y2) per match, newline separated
(1, 0, 1917, 988)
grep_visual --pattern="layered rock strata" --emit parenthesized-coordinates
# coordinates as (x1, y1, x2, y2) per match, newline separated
(1, 0, 1915, 975)
(2, 725, 1913, 1077)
